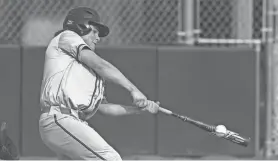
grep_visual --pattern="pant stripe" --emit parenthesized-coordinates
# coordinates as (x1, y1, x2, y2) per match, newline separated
(53, 114, 106, 160)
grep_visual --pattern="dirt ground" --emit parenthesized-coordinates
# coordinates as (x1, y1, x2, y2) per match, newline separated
(19, 153, 273, 160)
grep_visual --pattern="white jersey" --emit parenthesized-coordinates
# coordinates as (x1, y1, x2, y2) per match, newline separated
(40, 30, 105, 115)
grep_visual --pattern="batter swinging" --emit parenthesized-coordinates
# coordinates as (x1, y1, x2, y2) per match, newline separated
(39, 7, 159, 160)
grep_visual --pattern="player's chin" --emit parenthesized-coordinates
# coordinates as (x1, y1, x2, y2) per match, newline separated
(89, 44, 96, 51)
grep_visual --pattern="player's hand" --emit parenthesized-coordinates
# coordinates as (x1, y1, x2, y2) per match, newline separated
(140, 100, 160, 114)
(131, 90, 147, 106)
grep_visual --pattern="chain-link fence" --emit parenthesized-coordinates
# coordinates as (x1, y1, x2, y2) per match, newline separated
(198, 0, 262, 40)
(0, 0, 264, 46)
(0, 0, 179, 46)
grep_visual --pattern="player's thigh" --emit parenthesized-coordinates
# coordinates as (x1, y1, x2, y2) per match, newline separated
(57, 115, 122, 160)
(40, 114, 121, 160)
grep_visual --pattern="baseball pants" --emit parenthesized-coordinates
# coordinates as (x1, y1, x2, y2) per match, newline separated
(39, 107, 122, 160)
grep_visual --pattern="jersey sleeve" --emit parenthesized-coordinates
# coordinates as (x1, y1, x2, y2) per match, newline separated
(58, 31, 89, 60)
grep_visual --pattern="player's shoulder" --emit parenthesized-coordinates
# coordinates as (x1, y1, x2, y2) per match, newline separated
(60, 30, 79, 36)
(57, 30, 84, 45)
(59, 30, 81, 39)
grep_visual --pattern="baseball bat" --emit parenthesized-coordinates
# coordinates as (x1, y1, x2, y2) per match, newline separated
(158, 107, 251, 147)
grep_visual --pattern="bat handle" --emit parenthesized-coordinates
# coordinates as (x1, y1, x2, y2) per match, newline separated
(158, 107, 187, 121)
(159, 107, 173, 115)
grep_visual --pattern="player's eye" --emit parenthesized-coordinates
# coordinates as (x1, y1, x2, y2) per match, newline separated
(92, 29, 99, 36)
(93, 30, 98, 34)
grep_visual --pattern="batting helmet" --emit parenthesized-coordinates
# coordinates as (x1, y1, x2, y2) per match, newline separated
(63, 7, 109, 37)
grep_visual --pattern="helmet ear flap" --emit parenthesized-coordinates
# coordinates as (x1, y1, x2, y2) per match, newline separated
(63, 23, 91, 36)
(76, 24, 91, 36)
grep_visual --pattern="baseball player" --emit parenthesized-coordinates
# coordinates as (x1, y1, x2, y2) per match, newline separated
(39, 7, 159, 160)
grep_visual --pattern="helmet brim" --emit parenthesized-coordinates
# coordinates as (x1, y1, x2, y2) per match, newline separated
(90, 21, 109, 37)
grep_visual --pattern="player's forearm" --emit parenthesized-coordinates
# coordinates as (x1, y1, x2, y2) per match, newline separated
(93, 60, 138, 93)
(79, 50, 139, 93)
(98, 103, 143, 116)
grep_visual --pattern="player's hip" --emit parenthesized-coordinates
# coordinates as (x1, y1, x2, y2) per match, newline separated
(38, 109, 88, 145)
(38, 112, 122, 160)
(40, 104, 100, 121)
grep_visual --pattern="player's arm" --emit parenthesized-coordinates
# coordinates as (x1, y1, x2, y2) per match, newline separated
(97, 103, 144, 116)
(97, 98, 146, 116)
(79, 49, 139, 93)
(59, 31, 147, 106)
(97, 97, 158, 116)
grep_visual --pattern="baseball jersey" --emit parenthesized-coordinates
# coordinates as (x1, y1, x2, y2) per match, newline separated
(40, 30, 105, 115)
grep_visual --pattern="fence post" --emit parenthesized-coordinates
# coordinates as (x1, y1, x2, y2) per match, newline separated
(232, 0, 253, 39)
(177, 0, 197, 45)
(265, 0, 278, 159)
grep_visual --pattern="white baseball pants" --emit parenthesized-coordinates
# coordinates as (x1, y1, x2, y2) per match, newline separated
(39, 107, 122, 160)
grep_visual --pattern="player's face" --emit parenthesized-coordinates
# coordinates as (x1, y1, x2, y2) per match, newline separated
(82, 25, 100, 51)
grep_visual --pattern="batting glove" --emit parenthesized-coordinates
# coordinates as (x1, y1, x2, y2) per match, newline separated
(143, 100, 160, 114)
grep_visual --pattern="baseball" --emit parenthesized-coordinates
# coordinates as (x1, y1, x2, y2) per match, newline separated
(215, 125, 227, 137)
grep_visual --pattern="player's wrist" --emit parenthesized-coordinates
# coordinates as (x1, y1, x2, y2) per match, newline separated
(127, 86, 139, 94)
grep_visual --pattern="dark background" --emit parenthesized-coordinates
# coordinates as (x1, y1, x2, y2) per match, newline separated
(0, 45, 259, 158)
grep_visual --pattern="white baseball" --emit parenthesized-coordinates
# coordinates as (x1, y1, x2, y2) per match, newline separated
(215, 125, 227, 137)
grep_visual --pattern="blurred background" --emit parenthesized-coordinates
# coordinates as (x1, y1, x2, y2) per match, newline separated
(0, 0, 277, 160)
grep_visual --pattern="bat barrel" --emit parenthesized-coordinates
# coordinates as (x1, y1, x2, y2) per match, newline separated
(159, 106, 251, 147)
(186, 117, 215, 132)
(223, 131, 251, 147)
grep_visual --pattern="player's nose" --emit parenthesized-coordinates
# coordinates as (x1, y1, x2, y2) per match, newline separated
(95, 34, 100, 42)
(96, 37, 100, 42)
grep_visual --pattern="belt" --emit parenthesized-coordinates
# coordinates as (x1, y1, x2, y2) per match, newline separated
(42, 106, 79, 119)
